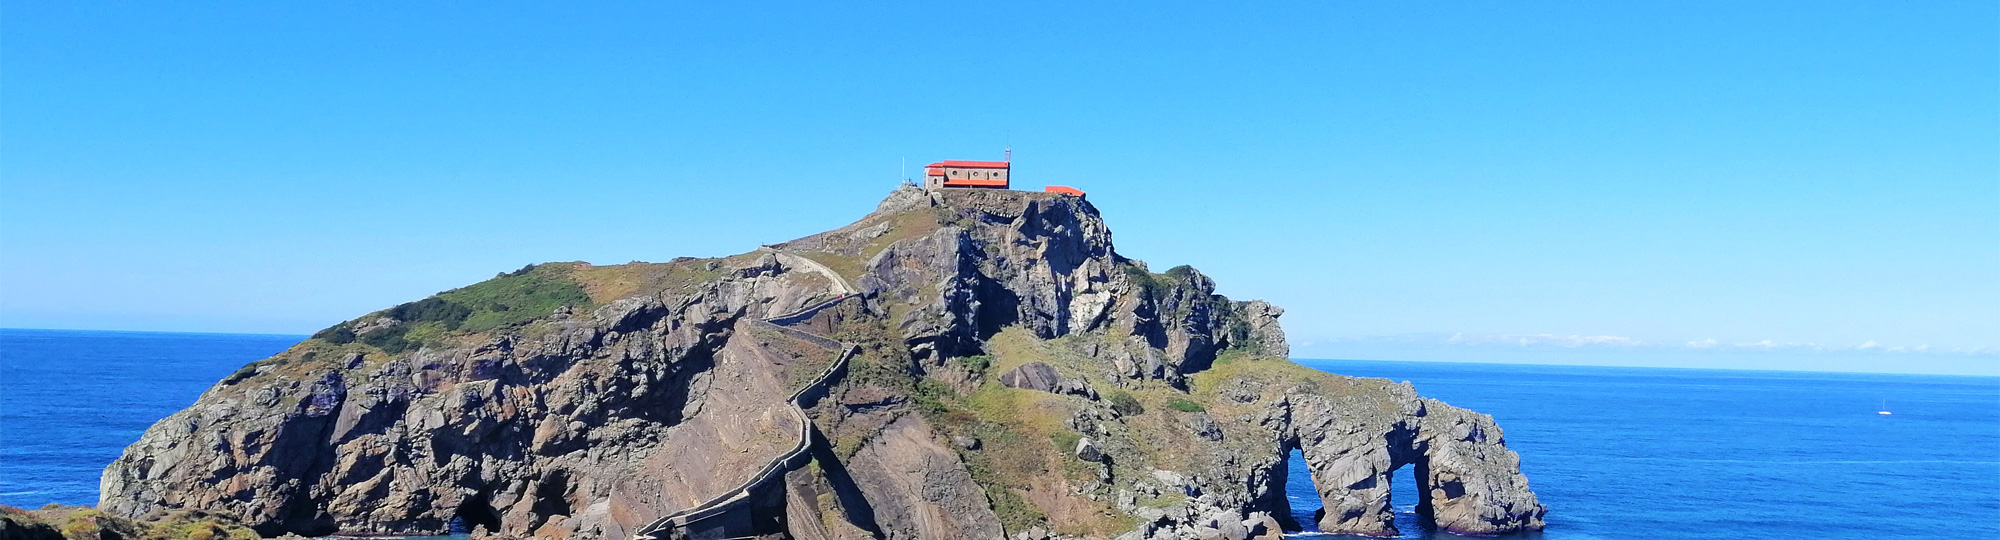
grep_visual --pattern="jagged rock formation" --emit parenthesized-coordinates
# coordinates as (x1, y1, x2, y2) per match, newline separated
(101, 187, 1544, 539)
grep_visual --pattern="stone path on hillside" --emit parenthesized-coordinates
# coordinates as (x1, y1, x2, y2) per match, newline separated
(631, 250, 859, 540)
(763, 248, 858, 296)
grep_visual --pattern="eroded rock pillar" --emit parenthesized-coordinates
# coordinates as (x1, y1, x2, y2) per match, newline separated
(1414, 398, 1548, 535)
(1305, 443, 1396, 536)
(1297, 422, 1422, 537)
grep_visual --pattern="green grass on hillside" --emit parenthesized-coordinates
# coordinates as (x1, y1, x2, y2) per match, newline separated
(311, 263, 591, 353)
(568, 257, 734, 303)
(443, 264, 592, 331)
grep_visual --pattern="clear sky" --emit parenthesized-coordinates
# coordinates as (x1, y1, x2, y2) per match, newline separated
(4, 2, 1994, 375)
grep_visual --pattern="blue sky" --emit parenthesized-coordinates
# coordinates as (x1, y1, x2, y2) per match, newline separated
(4, 2, 1994, 375)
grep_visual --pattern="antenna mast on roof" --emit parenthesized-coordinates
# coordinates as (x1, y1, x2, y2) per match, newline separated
(1005, 147, 1012, 162)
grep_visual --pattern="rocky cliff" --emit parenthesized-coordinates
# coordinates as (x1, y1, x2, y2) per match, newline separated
(101, 187, 1545, 539)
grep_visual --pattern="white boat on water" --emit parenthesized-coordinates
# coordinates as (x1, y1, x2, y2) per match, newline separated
(1878, 399, 1892, 415)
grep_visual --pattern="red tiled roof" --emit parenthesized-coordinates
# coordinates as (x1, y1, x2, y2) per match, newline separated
(924, 160, 1010, 169)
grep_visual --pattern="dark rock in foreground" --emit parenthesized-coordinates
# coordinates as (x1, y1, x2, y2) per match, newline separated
(2, 504, 261, 540)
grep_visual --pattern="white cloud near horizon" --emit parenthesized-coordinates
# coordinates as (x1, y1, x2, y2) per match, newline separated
(1445, 333, 1645, 348)
(1321, 333, 1995, 356)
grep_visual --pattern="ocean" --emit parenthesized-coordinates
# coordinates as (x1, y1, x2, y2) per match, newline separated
(1, 329, 307, 509)
(1283, 359, 2000, 539)
(3, 329, 1996, 539)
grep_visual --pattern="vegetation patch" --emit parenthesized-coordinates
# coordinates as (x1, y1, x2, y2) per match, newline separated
(309, 325, 356, 344)
(1138, 492, 1188, 509)
(1121, 263, 1166, 301)
(1106, 390, 1144, 416)
(979, 480, 1043, 536)
(4, 505, 258, 540)
(310, 263, 590, 353)
(1049, 430, 1083, 455)
(441, 264, 592, 331)
(949, 354, 992, 376)
(1188, 349, 1342, 399)
(1119, 263, 1261, 351)
(981, 328, 1058, 375)
(385, 297, 472, 329)
(795, 210, 946, 284)
(1165, 398, 1205, 413)
(220, 359, 273, 386)
(569, 258, 728, 304)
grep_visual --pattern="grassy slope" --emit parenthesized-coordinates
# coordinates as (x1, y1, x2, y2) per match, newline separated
(954, 330, 1131, 536)
(793, 208, 944, 283)
(925, 326, 1398, 538)
(212, 255, 758, 410)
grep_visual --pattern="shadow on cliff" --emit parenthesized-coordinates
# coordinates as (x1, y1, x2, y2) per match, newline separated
(807, 432, 883, 536)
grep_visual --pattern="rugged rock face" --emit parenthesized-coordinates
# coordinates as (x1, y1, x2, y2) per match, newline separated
(102, 187, 1544, 539)
(1278, 388, 1545, 536)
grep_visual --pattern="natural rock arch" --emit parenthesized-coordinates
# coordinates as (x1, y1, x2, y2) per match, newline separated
(1259, 389, 1547, 537)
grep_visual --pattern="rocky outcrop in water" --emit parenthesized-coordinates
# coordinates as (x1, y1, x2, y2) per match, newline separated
(101, 187, 1543, 539)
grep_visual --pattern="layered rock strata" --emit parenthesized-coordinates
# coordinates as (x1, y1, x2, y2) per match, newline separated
(102, 187, 1544, 539)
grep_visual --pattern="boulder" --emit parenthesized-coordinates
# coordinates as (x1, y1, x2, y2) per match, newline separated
(1000, 362, 1063, 392)
(1243, 512, 1283, 540)
(1000, 362, 1099, 399)
(1075, 437, 1105, 462)
(951, 435, 981, 450)
(1210, 511, 1248, 540)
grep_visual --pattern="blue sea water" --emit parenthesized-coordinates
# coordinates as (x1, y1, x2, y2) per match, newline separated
(1, 329, 303, 508)
(3, 329, 1997, 539)
(1283, 359, 2000, 540)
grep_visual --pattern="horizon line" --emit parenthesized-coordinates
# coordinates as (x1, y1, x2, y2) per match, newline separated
(1292, 356, 2000, 380)
(5, 326, 1993, 379)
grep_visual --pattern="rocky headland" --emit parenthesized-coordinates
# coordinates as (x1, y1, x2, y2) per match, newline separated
(99, 187, 1545, 539)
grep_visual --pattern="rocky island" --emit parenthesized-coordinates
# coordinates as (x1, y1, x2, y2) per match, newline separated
(98, 187, 1545, 539)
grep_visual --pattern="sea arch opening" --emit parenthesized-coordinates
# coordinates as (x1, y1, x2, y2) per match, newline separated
(1275, 447, 1432, 534)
